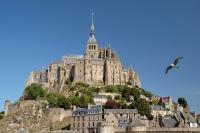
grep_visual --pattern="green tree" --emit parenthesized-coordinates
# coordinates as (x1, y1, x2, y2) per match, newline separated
(129, 102, 136, 109)
(24, 83, 47, 100)
(135, 99, 153, 120)
(46, 93, 71, 109)
(71, 96, 81, 107)
(118, 98, 127, 109)
(0, 111, 4, 120)
(151, 98, 159, 105)
(131, 88, 141, 101)
(80, 95, 94, 107)
(178, 97, 188, 108)
(47, 93, 59, 108)
(107, 96, 112, 101)
(57, 95, 71, 109)
(104, 85, 118, 93)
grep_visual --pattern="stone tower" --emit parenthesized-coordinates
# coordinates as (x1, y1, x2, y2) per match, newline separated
(85, 13, 99, 59)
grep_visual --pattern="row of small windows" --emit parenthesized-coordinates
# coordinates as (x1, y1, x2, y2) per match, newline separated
(73, 116, 100, 121)
(73, 122, 95, 128)
(89, 45, 97, 50)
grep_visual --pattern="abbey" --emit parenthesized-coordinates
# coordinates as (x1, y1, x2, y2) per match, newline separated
(26, 14, 141, 90)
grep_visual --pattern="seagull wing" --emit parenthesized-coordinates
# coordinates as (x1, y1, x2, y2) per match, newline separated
(173, 57, 183, 66)
(165, 66, 173, 74)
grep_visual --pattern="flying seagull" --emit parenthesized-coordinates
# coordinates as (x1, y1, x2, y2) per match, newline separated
(165, 57, 183, 74)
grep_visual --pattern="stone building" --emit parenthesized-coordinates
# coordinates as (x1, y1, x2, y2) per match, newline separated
(71, 105, 103, 133)
(26, 14, 141, 90)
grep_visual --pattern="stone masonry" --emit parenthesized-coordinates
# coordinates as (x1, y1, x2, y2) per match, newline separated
(25, 14, 141, 90)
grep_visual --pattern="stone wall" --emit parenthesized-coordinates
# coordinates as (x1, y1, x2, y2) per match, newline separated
(99, 126, 200, 133)
(48, 108, 72, 123)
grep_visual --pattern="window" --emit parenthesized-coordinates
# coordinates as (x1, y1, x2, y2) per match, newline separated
(93, 122, 95, 127)
(78, 123, 79, 127)
(73, 123, 75, 127)
(82, 123, 84, 127)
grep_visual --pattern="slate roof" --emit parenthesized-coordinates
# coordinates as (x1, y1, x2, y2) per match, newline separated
(162, 116, 178, 127)
(104, 109, 138, 114)
(72, 105, 102, 116)
(152, 105, 165, 111)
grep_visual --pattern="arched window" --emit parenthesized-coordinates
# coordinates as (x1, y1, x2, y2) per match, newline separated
(94, 45, 96, 50)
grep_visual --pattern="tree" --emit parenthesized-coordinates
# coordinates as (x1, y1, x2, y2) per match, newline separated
(24, 83, 47, 100)
(129, 102, 136, 109)
(135, 99, 153, 120)
(118, 99, 128, 109)
(178, 97, 188, 108)
(104, 85, 118, 93)
(0, 111, 4, 120)
(46, 93, 71, 109)
(71, 96, 81, 107)
(80, 95, 94, 107)
(151, 98, 159, 105)
(131, 88, 141, 101)
(107, 96, 112, 101)
(57, 95, 71, 109)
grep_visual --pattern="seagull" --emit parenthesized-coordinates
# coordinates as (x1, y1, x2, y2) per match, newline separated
(165, 57, 183, 74)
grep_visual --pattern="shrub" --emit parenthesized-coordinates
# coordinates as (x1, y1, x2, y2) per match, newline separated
(24, 83, 47, 100)
(47, 93, 71, 109)
(0, 111, 4, 120)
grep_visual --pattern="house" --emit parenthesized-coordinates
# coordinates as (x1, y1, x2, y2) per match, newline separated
(151, 105, 168, 118)
(104, 109, 147, 128)
(71, 105, 103, 133)
(159, 96, 174, 112)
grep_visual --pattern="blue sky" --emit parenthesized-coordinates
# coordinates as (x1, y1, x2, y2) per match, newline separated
(0, 0, 200, 112)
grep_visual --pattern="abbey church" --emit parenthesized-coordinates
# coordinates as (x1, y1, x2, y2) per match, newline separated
(26, 14, 141, 90)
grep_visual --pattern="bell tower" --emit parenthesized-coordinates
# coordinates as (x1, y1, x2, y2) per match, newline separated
(85, 13, 99, 58)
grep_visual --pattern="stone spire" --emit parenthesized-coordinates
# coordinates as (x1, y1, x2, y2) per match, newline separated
(88, 12, 97, 44)
(90, 12, 95, 35)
